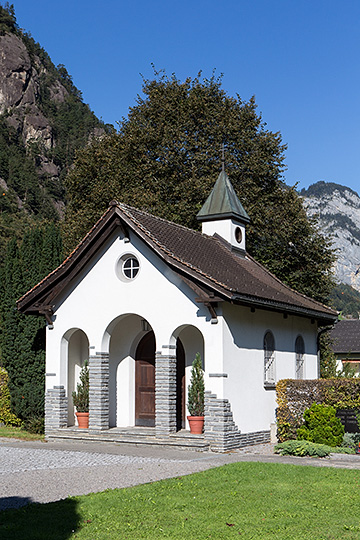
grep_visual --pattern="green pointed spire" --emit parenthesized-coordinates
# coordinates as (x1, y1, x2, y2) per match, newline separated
(197, 170, 250, 223)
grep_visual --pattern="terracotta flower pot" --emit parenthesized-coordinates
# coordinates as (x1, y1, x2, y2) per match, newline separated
(76, 412, 89, 429)
(187, 415, 204, 434)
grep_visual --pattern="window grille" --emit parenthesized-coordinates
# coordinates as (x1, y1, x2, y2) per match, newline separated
(122, 257, 140, 279)
(264, 331, 276, 386)
(295, 335, 305, 379)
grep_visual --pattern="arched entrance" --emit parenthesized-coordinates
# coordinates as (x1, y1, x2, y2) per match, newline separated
(171, 325, 205, 431)
(61, 328, 89, 426)
(176, 338, 185, 430)
(135, 331, 155, 426)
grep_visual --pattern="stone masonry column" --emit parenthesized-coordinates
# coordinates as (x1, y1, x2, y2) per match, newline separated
(89, 352, 109, 431)
(45, 385, 67, 436)
(155, 348, 177, 436)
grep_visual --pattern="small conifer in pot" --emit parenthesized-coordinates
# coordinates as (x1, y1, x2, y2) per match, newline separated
(187, 353, 205, 433)
(72, 361, 89, 428)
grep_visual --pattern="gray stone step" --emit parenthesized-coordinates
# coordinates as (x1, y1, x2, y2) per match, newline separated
(46, 427, 209, 451)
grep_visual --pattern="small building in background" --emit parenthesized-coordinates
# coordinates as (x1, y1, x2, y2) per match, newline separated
(330, 319, 360, 376)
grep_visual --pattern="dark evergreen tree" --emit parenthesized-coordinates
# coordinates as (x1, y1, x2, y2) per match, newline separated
(0, 224, 63, 422)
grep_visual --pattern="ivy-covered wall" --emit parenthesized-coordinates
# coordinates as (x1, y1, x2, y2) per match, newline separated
(276, 379, 360, 442)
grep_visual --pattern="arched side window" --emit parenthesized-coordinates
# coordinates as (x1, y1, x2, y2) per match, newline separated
(264, 331, 276, 387)
(295, 335, 305, 379)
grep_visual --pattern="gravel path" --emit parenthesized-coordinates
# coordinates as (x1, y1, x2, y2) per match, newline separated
(1, 438, 360, 512)
(0, 446, 179, 474)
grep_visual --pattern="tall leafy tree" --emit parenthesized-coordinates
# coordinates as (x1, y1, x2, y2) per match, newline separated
(0, 224, 63, 422)
(64, 71, 335, 303)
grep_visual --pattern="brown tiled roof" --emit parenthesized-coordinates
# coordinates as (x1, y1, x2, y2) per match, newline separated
(17, 202, 337, 323)
(330, 320, 360, 354)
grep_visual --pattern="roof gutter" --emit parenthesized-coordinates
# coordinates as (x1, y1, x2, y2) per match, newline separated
(230, 293, 338, 325)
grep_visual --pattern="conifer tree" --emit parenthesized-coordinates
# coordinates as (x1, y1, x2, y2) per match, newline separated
(0, 224, 63, 423)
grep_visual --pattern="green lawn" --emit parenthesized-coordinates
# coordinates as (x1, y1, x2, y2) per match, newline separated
(1, 461, 360, 539)
(0, 425, 44, 441)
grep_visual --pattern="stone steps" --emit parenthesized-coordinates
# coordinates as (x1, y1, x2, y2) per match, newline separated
(46, 427, 209, 451)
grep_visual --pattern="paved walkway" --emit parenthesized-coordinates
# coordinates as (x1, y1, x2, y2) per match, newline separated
(1, 437, 360, 511)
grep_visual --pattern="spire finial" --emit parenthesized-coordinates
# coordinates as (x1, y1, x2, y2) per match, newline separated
(221, 143, 225, 172)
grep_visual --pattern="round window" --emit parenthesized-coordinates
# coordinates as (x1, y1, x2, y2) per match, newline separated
(122, 256, 140, 279)
(235, 227, 243, 244)
(116, 254, 140, 282)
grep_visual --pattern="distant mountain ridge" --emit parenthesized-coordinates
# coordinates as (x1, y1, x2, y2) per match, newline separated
(301, 181, 360, 292)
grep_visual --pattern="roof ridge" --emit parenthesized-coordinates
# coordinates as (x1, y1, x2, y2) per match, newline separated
(118, 204, 234, 291)
(118, 202, 204, 235)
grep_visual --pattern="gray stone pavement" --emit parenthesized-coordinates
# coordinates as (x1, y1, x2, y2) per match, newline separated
(1, 437, 360, 511)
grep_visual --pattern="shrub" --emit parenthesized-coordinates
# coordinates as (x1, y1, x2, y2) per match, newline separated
(297, 403, 344, 447)
(23, 416, 44, 434)
(0, 367, 21, 426)
(342, 431, 360, 451)
(275, 440, 355, 456)
(275, 440, 331, 457)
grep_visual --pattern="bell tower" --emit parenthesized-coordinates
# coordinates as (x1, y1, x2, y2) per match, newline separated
(197, 169, 250, 254)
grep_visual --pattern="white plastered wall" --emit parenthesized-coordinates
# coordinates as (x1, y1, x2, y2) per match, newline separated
(202, 218, 246, 251)
(45, 224, 319, 433)
(45, 228, 225, 427)
(222, 302, 318, 433)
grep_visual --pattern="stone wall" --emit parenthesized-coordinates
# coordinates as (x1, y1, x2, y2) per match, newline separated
(204, 391, 270, 452)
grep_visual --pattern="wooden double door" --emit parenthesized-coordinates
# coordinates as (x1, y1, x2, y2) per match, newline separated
(135, 331, 185, 429)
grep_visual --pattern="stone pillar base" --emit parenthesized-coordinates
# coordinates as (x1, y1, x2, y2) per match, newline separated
(89, 352, 109, 431)
(45, 385, 67, 436)
(155, 351, 177, 436)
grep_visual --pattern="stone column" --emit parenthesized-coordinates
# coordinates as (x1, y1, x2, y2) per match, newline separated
(45, 385, 67, 435)
(155, 348, 177, 436)
(89, 352, 109, 431)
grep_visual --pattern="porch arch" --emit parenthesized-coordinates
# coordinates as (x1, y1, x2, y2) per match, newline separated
(61, 328, 89, 426)
(105, 313, 154, 428)
(170, 325, 205, 429)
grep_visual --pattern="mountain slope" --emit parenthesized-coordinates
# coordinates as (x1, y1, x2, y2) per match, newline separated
(301, 181, 360, 293)
(0, 5, 112, 253)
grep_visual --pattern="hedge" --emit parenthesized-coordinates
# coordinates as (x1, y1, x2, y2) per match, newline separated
(276, 378, 360, 442)
(0, 367, 21, 426)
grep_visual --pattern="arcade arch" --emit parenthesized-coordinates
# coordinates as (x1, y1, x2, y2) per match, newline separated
(61, 328, 89, 426)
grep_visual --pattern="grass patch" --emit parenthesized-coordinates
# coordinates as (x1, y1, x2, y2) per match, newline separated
(0, 425, 44, 441)
(1, 462, 360, 539)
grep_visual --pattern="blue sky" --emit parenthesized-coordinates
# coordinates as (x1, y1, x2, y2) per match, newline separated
(9, 0, 360, 193)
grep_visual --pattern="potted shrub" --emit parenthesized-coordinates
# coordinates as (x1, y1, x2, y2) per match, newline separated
(187, 353, 205, 434)
(72, 361, 89, 428)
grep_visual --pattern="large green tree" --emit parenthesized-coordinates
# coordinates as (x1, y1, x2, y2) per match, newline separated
(64, 71, 335, 303)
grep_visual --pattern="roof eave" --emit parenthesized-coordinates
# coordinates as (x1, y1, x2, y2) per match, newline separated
(230, 293, 338, 324)
(196, 212, 250, 223)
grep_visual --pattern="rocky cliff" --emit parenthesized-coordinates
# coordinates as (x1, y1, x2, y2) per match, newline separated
(301, 181, 360, 292)
(0, 6, 110, 225)
(0, 32, 58, 175)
